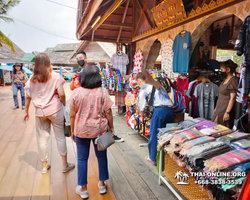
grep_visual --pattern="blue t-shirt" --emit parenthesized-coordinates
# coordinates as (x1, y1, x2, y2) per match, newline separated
(172, 31, 191, 73)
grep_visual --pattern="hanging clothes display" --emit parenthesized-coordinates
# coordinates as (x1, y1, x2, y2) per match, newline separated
(210, 26, 221, 46)
(100, 68, 123, 92)
(220, 23, 230, 46)
(133, 49, 143, 73)
(176, 77, 189, 93)
(235, 15, 250, 104)
(194, 82, 219, 120)
(111, 52, 129, 78)
(172, 31, 191, 73)
(160, 38, 174, 75)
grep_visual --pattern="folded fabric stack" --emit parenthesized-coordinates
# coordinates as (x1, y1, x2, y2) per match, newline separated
(217, 132, 250, 143)
(185, 141, 225, 158)
(170, 128, 204, 145)
(180, 136, 215, 155)
(189, 144, 232, 168)
(204, 149, 250, 172)
(200, 125, 232, 137)
(192, 120, 217, 130)
(230, 139, 250, 150)
(178, 118, 205, 129)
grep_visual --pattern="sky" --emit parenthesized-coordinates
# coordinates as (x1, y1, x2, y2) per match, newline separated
(1, 0, 79, 53)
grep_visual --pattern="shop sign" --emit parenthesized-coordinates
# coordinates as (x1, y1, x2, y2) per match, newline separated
(151, 0, 186, 28)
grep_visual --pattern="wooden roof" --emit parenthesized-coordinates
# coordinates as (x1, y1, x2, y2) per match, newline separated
(76, 0, 244, 43)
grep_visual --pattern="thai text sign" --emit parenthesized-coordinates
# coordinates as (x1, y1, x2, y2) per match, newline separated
(151, 0, 186, 28)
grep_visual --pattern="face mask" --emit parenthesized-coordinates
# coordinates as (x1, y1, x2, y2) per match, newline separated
(77, 59, 85, 67)
(221, 72, 227, 79)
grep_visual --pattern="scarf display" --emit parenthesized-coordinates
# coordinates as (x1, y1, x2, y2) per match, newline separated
(200, 125, 232, 137)
(170, 128, 204, 145)
(217, 132, 250, 143)
(204, 149, 250, 172)
(192, 120, 217, 130)
(230, 139, 250, 150)
(180, 136, 215, 155)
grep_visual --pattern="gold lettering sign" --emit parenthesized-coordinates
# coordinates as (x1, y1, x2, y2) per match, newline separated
(151, 0, 186, 28)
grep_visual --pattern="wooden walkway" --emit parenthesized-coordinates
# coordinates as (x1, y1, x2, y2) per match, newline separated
(0, 84, 176, 200)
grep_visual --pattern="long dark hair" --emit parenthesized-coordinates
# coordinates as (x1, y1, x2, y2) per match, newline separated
(31, 53, 52, 83)
(13, 64, 24, 74)
(220, 59, 238, 74)
(79, 65, 102, 89)
(136, 69, 165, 90)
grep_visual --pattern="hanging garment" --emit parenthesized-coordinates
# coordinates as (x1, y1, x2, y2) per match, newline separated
(172, 31, 191, 73)
(111, 53, 129, 78)
(133, 50, 143, 72)
(234, 15, 250, 58)
(210, 27, 221, 46)
(176, 77, 189, 93)
(194, 82, 219, 119)
(236, 59, 250, 103)
(189, 39, 201, 68)
(160, 38, 174, 75)
(238, 172, 250, 200)
(220, 23, 230, 46)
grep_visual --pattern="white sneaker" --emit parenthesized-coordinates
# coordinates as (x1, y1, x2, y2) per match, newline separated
(76, 186, 89, 199)
(98, 182, 107, 194)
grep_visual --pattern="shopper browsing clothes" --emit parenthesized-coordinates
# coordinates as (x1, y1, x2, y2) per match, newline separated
(212, 59, 239, 128)
(69, 66, 114, 199)
(12, 63, 28, 109)
(24, 53, 75, 174)
(136, 69, 174, 165)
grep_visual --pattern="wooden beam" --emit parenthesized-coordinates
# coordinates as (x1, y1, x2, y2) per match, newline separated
(77, 0, 103, 39)
(92, 0, 124, 32)
(81, 36, 132, 43)
(97, 28, 132, 33)
(134, 0, 150, 37)
(135, 0, 152, 28)
(102, 21, 133, 28)
(91, 29, 95, 41)
(117, 0, 130, 43)
(132, 0, 135, 36)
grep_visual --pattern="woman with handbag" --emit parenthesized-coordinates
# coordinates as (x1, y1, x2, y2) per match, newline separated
(24, 53, 75, 174)
(69, 65, 114, 199)
(12, 63, 28, 109)
(136, 70, 174, 165)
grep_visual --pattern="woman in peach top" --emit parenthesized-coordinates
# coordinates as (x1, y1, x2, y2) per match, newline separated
(24, 53, 75, 174)
(69, 65, 114, 199)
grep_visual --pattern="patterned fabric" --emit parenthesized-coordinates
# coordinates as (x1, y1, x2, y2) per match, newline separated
(170, 128, 204, 145)
(192, 120, 217, 130)
(13, 71, 28, 83)
(160, 38, 174, 76)
(180, 136, 215, 155)
(111, 53, 129, 78)
(217, 132, 250, 143)
(231, 139, 250, 149)
(133, 50, 143, 72)
(69, 87, 113, 138)
(204, 149, 250, 172)
(138, 83, 173, 111)
(115, 90, 125, 106)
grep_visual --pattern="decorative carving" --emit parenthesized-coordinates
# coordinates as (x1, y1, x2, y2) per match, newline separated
(133, 0, 241, 42)
(151, 0, 187, 28)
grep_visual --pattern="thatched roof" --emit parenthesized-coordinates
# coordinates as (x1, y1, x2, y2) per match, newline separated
(70, 41, 116, 63)
(0, 36, 26, 63)
(44, 43, 81, 65)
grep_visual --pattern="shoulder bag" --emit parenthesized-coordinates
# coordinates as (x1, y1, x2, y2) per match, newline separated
(95, 87, 115, 151)
(144, 86, 156, 119)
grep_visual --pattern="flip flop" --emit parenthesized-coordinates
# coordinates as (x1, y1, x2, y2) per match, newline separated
(145, 156, 157, 166)
(62, 163, 75, 173)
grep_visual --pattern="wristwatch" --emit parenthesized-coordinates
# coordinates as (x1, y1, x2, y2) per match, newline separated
(226, 111, 230, 115)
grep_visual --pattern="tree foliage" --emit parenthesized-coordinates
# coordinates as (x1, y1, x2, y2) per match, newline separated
(0, 0, 21, 52)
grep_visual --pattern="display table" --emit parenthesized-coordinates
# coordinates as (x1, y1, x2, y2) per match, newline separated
(158, 150, 210, 200)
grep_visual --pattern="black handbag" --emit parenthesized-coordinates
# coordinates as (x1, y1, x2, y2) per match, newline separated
(233, 113, 249, 132)
(144, 86, 156, 119)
